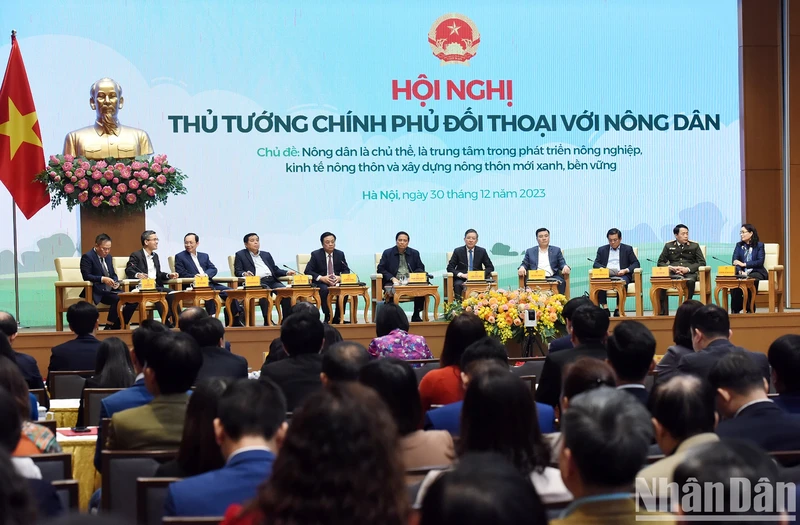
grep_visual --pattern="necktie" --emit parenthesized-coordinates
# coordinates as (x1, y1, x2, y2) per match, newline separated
(468, 250, 474, 271)
(327, 254, 334, 276)
(100, 257, 109, 277)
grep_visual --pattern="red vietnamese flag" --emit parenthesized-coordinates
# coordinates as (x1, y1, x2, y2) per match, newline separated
(0, 33, 49, 219)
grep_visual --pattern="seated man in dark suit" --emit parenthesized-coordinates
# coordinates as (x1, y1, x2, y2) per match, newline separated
(446, 228, 495, 299)
(536, 304, 609, 407)
(768, 334, 800, 414)
(259, 311, 324, 410)
(0, 311, 48, 408)
(676, 304, 770, 382)
(547, 296, 593, 354)
(592, 228, 640, 316)
(125, 230, 179, 327)
(304, 231, 351, 324)
(320, 341, 370, 386)
(424, 337, 555, 435)
(47, 301, 101, 388)
(185, 317, 248, 382)
(606, 320, 656, 406)
(377, 231, 427, 322)
(107, 332, 202, 451)
(233, 232, 295, 325)
(517, 227, 570, 295)
(94, 320, 169, 470)
(80, 233, 138, 330)
(164, 378, 287, 517)
(710, 351, 800, 452)
(174, 232, 243, 326)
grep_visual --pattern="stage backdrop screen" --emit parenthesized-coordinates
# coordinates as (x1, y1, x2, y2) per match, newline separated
(0, 0, 740, 326)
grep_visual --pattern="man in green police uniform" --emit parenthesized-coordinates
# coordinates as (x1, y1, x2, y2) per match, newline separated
(656, 224, 706, 315)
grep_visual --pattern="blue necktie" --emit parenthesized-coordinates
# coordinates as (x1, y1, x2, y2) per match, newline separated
(468, 250, 474, 271)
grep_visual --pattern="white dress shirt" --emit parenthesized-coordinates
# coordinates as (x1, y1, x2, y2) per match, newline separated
(190, 253, 205, 275)
(250, 252, 272, 278)
(607, 246, 621, 273)
(537, 249, 553, 277)
(144, 250, 157, 279)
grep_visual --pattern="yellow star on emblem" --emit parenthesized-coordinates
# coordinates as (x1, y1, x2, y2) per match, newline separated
(0, 97, 42, 160)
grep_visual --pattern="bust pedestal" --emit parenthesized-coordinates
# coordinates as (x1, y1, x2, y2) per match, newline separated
(79, 207, 145, 257)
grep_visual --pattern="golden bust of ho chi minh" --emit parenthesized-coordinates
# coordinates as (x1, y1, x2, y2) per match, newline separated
(62, 78, 153, 159)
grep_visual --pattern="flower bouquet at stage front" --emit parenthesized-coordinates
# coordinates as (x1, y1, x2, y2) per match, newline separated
(444, 288, 567, 345)
(35, 153, 187, 214)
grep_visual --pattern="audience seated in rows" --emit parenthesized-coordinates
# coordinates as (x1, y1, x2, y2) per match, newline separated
(107, 332, 201, 451)
(186, 316, 248, 382)
(0, 311, 47, 408)
(547, 296, 593, 354)
(606, 320, 656, 406)
(653, 299, 703, 384)
(768, 334, 800, 414)
(537, 303, 609, 407)
(418, 312, 485, 411)
(75, 336, 135, 427)
(368, 303, 433, 364)
(359, 358, 454, 470)
(164, 378, 287, 517)
(0, 357, 60, 455)
(321, 341, 370, 385)
(47, 301, 102, 387)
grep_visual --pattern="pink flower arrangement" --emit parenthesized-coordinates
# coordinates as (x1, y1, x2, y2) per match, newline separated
(117, 183, 128, 193)
(128, 179, 139, 190)
(91, 196, 103, 207)
(151, 163, 162, 173)
(146, 187, 156, 197)
(63, 162, 73, 171)
(155, 175, 167, 185)
(64, 154, 74, 162)
(91, 184, 102, 194)
(126, 193, 137, 204)
(76, 179, 89, 190)
(63, 184, 75, 194)
(108, 195, 120, 206)
(91, 170, 102, 180)
(101, 186, 113, 197)
(95, 160, 107, 169)
(78, 191, 89, 202)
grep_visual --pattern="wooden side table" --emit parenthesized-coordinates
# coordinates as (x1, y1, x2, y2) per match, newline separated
(523, 280, 560, 295)
(327, 285, 370, 324)
(171, 289, 222, 328)
(224, 288, 272, 327)
(272, 287, 321, 325)
(462, 280, 498, 298)
(649, 277, 687, 315)
(588, 279, 628, 316)
(116, 291, 168, 330)
(714, 277, 756, 313)
(391, 284, 441, 321)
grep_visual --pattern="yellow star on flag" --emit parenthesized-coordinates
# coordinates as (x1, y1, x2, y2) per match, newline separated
(0, 97, 42, 160)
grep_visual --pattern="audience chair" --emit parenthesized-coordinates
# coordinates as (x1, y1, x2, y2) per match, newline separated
(30, 388, 49, 408)
(49, 370, 93, 399)
(54, 257, 107, 331)
(138, 477, 181, 525)
(52, 479, 80, 511)
(519, 375, 537, 397)
(83, 388, 124, 427)
(101, 450, 177, 516)
(27, 453, 72, 482)
(770, 450, 800, 467)
(509, 357, 546, 380)
(405, 464, 449, 486)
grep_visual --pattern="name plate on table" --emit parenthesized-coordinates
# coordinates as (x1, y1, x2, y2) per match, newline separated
(590, 268, 610, 279)
(652, 267, 670, 277)
(717, 266, 736, 277)
(139, 278, 156, 290)
(293, 274, 311, 286)
(193, 276, 210, 288)
(340, 273, 358, 285)
(527, 270, 546, 281)
(467, 270, 486, 281)
(408, 272, 428, 284)
(244, 275, 261, 288)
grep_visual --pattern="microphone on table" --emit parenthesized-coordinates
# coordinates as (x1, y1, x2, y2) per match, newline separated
(712, 256, 730, 265)
(282, 264, 302, 274)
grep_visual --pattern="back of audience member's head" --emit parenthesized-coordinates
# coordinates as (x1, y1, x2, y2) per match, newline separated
(185, 316, 225, 348)
(649, 375, 716, 447)
(0, 311, 17, 339)
(690, 304, 730, 343)
(672, 299, 703, 348)
(561, 387, 653, 491)
(0, 332, 15, 362)
(420, 452, 547, 525)
(0, 386, 21, 452)
(359, 358, 421, 437)
(290, 300, 319, 318)
(264, 339, 287, 364)
(570, 304, 609, 345)
(177, 306, 208, 334)
(0, 357, 30, 422)
(673, 440, 786, 523)
(440, 313, 487, 368)
(0, 451, 34, 525)
(280, 311, 324, 356)
(176, 378, 228, 477)
(561, 357, 617, 408)
(322, 341, 370, 383)
(375, 303, 409, 338)
(253, 383, 407, 525)
(66, 300, 99, 336)
(323, 324, 343, 351)
(145, 332, 202, 394)
(217, 378, 287, 444)
(459, 337, 508, 376)
(606, 321, 656, 383)
(768, 334, 800, 394)
(131, 319, 170, 369)
(708, 351, 767, 407)
(93, 337, 135, 388)
(562, 296, 593, 323)
(460, 363, 550, 475)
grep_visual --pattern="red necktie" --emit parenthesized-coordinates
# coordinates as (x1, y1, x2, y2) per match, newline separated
(327, 254, 334, 276)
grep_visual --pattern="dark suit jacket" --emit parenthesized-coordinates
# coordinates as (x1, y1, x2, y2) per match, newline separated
(424, 399, 555, 435)
(233, 249, 287, 279)
(260, 353, 323, 411)
(676, 340, 770, 383)
(14, 351, 47, 408)
(174, 250, 219, 280)
(164, 449, 276, 517)
(94, 379, 154, 470)
(195, 346, 248, 382)
(548, 335, 573, 353)
(80, 248, 119, 301)
(47, 334, 100, 385)
(446, 246, 494, 277)
(732, 241, 767, 277)
(716, 401, 800, 452)
(125, 249, 170, 286)
(377, 246, 425, 283)
(593, 243, 640, 274)
(304, 248, 351, 281)
(520, 245, 567, 275)
(618, 385, 649, 406)
(774, 393, 800, 415)
(536, 342, 608, 407)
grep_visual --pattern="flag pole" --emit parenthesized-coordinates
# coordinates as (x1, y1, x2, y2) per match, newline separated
(11, 199, 20, 324)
